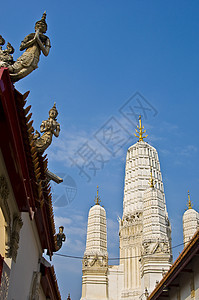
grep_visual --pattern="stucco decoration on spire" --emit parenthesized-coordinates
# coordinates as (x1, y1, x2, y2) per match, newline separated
(0, 12, 51, 82)
(187, 190, 193, 210)
(134, 115, 148, 142)
(94, 185, 101, 205)
(33, 103, 60, 153)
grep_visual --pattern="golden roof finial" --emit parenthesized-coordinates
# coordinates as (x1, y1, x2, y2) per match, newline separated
(134, 115, 148, 142)
(187, 190, 193, 209)
(95, 185, 101, 205)
(150, 168, 154, 188)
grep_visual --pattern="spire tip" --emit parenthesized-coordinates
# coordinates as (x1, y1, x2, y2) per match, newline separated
(134, 115, 148, 142)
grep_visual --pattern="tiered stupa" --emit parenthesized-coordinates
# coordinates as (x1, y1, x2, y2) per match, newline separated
(81, 116, 173, 300)
(81, 187, 108, 300)
(119, 116, 172, 299)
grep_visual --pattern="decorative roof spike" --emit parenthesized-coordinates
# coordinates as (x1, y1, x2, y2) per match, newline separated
(94, 185, 101, 205)
(187, 190, 193, 209)
(149, 168, 155, 188)
(134, 115, 148, 142)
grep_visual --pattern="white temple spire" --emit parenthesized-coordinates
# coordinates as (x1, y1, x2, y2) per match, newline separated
(120, 117, 172, 300)
(81, 187, 108, 300)
(81, 117, 173, 300)
(183, 191, 199, 247)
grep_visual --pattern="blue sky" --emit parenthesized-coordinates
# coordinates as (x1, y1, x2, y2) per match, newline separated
(2, 1, 199, 299)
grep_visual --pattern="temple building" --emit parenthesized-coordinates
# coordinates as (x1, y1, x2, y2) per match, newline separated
(80, 116, 173, 300)
(0, 68, 64, 299)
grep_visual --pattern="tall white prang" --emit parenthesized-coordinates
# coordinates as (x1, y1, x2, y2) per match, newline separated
(119, 116, 172, 300)
(80, 116, 173, 300)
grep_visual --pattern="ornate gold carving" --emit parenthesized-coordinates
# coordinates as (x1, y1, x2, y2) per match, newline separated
(190, 276, 195, 298)
(134, 115, 148, 142)
(0, 175, 9, 202)
(29, 271, 41, 300)
(0, 262, 10, 300)
(33, 103, 60, 153)
(0, 175, 11, 259)
(0, 12, 51, 82)
(149, 168, 155, 188)
(0, 176, 23, 262)
(8, 214, 23, 262)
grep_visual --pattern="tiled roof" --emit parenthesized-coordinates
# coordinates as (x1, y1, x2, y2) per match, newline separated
(0, 68, 57, 255)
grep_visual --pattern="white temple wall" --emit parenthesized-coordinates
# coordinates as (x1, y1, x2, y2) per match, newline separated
(107, 264, 124, 300)
(7, 212, 42, 300)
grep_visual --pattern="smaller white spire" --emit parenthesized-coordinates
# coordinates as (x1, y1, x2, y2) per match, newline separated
(140, 183, 172, 298)
(81, 187, 108, 300)
(85, 186, 107, 256)
(183, 191, 199, 247)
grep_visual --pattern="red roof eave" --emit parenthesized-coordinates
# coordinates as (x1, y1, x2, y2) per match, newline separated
(40, 265, 61, 300)
(0, 68, 35, 215)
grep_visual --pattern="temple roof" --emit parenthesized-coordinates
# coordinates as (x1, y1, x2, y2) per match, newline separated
(0, 68, 57, 256)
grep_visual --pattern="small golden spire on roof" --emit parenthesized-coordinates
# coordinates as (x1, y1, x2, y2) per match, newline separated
(134, 115, 148, 142)
(95, 185, 101, 205)
(150, 168, 154, 188)
(187, 190, 193, 209)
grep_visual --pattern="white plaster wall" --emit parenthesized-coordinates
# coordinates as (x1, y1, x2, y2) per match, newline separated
(108, 264, 124, 300)
(7, 212, 42, 300)
(81, 272, 108, 300)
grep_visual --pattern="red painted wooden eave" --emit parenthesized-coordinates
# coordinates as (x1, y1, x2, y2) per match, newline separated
(0, 68, 35, 215)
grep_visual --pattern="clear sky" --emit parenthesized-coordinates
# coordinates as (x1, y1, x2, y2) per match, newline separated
(2, 1, 199, 299)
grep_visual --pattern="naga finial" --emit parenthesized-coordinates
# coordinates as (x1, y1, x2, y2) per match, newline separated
(187, 190, 193, 210)
(95, 185, 101, 205)
(134, 115, 148, 142)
